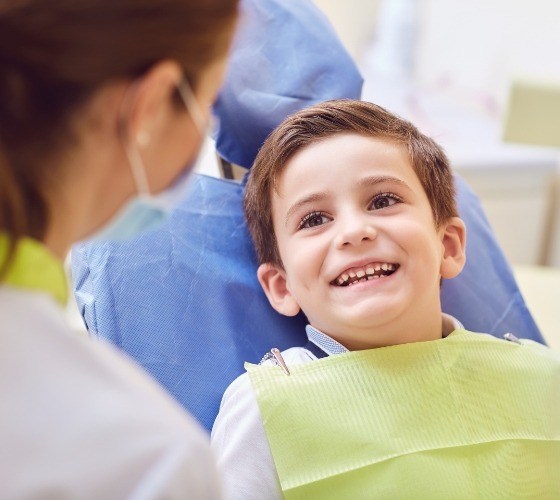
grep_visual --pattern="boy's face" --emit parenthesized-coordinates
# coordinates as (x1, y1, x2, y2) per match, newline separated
(258, 133, 466, 350)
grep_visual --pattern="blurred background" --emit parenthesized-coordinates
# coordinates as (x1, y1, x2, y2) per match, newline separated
(194, 0, 560, 346)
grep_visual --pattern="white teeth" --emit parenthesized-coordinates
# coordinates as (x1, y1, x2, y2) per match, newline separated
(335, 263, 398, 286)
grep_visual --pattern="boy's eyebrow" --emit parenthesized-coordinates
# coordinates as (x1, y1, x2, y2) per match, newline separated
(358, 175, 410, 190)
(285, 192, 329, 226)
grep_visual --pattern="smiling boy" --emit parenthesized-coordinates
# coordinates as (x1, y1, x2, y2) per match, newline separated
(253, 132, 465, 351)
(211, 100, 560, 499)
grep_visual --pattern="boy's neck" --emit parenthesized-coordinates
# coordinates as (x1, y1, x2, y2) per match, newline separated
(312, 310, 451, 351)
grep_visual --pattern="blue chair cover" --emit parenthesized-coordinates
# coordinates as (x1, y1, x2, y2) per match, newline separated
(71, 0, 544, 432)
(213, 0, 363, 168)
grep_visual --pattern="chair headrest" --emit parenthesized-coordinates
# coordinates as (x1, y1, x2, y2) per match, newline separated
(213, 0, 363, 168)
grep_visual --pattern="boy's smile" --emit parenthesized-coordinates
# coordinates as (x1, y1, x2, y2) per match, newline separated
(331, 262, 399, 286)
(257, 133, 466, 350)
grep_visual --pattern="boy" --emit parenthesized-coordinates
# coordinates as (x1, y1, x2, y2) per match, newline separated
(211, 100, 560, 499)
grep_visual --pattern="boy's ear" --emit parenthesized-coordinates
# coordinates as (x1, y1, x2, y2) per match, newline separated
(257, 263, 301, 317)
(439, 217, 467, 279)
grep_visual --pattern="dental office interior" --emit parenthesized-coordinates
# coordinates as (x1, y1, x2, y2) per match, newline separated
(183, 0, 560, 352)
(67, 0, 560, 347)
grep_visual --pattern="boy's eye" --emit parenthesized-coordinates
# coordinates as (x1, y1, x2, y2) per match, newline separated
(370, 193, 402, 210)
(299, 211, 330, 229)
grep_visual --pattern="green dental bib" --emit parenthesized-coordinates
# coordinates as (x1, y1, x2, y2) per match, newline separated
(247, 330, 560, 499)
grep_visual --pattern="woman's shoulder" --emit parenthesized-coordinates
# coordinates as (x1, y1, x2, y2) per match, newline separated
(0, 286, 220, 498)
(0, 286, 208, 435)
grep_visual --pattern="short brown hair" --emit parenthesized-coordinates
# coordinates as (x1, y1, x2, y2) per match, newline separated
(244, 99, 458, 266)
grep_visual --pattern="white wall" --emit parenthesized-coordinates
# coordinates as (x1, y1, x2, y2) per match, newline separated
(416, 0, 560, 110)
(313, 0, 381, 60)
(413, 0, 560, 266)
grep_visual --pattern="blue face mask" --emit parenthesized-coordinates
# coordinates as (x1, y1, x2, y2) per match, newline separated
(88, 79, 207, 243)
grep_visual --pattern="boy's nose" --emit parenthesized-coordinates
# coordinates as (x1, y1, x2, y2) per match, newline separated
(334, 216, 377, 249)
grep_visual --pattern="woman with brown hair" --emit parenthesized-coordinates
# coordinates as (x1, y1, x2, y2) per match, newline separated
(0, 0, 238, 497)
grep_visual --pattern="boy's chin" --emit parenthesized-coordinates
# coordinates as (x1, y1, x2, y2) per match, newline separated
(337, 295, 406, 321)
(327, 308, 405, 337)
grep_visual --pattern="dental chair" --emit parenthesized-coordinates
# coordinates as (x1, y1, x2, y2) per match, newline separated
(71, 0, 545, 432)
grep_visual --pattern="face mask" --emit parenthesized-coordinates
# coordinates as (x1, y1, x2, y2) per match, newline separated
(88, 79, 207, 243)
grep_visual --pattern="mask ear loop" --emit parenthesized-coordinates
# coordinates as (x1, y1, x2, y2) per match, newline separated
(118, 77, 206, 199)
(118, 81, 152, 198)
(177, 79, 208, 137)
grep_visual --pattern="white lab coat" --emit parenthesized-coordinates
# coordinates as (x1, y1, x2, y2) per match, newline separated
(0, 285, 220, 499)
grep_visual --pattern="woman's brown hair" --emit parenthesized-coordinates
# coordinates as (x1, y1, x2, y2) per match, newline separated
(0, 0, 238, 270)
(244, 99, 458, 267)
